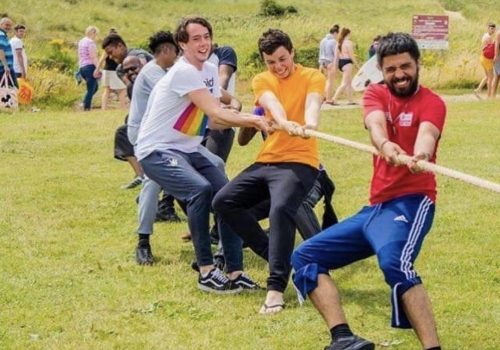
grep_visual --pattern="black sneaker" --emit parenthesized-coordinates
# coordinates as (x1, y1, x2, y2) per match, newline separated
(213, 255, 225, 271)
(121, 176, 143, 190)
(190, 256, 225, 273)
(136, 244, 154, 265)
(230, 272, 263, 291)
(155, 209, 181, 222)
(198, 268, 242, 294)
(325, 335, 375, 350)
(191, 261, 200, 273)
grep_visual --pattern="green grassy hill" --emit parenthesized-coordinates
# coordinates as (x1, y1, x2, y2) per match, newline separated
(4, 0, 500, 107)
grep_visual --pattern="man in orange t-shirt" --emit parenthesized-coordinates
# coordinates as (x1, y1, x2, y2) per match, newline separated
(213, 29, 325, 314)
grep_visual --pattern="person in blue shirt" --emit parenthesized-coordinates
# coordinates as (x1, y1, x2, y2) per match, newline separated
(0, 16, 17, 87)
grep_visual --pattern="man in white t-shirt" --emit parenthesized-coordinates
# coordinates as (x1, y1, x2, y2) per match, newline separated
(9, 24, 27, 79)
(136, 17, 267, 294)
(124, 31, 181, 265)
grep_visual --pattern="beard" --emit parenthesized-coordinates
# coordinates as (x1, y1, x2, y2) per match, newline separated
(387, 68, 419, 98)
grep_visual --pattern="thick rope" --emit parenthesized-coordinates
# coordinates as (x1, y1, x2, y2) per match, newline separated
(304, 129, 500, 194)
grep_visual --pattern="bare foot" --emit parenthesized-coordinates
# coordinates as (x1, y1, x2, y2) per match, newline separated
(259, 290, 285, 315)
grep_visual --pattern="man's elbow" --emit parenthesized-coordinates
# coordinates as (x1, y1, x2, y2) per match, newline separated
(237, 137, 249, 146)
(237, 127, 257, 146)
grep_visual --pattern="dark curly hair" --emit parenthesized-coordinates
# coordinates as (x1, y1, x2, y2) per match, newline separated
(102, 33, 126, 49)
(377, 32, 420, 67)
(258, 29, 293, 58)
(149, 30, 179, 55)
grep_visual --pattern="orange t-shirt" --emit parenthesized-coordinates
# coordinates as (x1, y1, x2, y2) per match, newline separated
(252, 65, 325, 169)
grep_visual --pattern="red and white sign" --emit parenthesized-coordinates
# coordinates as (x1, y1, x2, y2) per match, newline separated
(412, 15, 449, 50)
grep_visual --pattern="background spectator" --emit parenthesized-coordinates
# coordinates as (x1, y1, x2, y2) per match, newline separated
(332, 27, 357, 105)
(368, 35, 381, 58)
(78, 26, 99, 111)
(319, 24, 339, 105)
(94, 28, 127, 110)
(0, 16, 17, 87)
(10, 24, 28, 80)
(475, 22, 496, 98)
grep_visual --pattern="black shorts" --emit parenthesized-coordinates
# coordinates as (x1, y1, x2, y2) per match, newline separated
(114, 124, 134, 161)
(338, 58, 353, 72)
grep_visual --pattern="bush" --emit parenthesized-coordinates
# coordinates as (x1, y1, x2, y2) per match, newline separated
(259, 0, 298, 17)
(34, 39, 77, 73)
(242, 51, 265, 79)
(29, 62, 81, 108)
(294, 47, 318, 68)
(438, 0, 464, 11)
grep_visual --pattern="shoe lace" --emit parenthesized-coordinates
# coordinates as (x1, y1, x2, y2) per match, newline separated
(210, 268, 229, 284)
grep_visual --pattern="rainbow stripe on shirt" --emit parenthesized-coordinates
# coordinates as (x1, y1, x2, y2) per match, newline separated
(173, 102, 208, 136)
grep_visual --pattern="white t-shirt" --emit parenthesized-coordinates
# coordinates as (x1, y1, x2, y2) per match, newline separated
(135, 57, 221, 160)
(127, 60, 167, 145)
(9, 37, 28, 74)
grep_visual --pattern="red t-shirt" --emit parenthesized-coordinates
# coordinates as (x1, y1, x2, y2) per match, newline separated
(363, 84, 446, 204)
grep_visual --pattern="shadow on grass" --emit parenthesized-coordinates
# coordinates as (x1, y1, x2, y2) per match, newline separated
(174, 243, 269, 270)
(168, 230, 387, 307)
(287, 259, 388, 312)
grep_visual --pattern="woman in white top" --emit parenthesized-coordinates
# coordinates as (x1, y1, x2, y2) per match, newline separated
(332, 27, 357, 105)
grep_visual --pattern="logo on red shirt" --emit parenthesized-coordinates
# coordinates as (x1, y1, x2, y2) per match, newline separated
(399, 112, 413, 127)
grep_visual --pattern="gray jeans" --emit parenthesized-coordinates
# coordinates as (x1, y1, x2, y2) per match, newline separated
(140, 147, 243, 272)
(137, 145, 225, 235)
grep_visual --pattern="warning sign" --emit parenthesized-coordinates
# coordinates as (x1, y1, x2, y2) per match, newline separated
(412, 15, 449, 50)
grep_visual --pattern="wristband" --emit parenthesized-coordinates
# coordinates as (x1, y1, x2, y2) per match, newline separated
(379, 139, 390, 151)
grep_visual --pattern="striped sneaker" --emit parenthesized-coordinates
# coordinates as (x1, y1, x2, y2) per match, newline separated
(198, 268, 242, 295)
(121, 176, 143, 189)
(231, 272, 263, 291)
(325, 335, 375, 350)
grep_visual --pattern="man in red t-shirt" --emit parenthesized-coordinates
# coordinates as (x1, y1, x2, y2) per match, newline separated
(292, 33, 446, 350)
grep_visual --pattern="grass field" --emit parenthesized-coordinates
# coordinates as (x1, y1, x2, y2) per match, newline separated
(0, 97, 498, 349)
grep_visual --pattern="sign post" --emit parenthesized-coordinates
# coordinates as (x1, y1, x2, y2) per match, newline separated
(412, 15, 449, 50)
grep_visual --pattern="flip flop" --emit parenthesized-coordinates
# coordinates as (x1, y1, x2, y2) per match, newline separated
(324, 101, 338, 106)
(259, 303, 285, 315)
